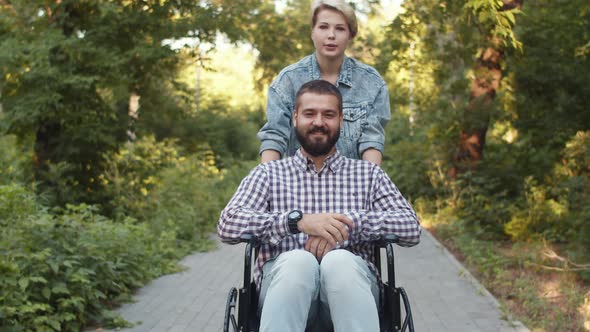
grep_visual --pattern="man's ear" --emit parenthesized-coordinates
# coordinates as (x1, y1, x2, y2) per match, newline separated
(293, 110, 298, 127)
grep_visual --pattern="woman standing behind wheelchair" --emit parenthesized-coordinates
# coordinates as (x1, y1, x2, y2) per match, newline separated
(258, 0, 391, 165)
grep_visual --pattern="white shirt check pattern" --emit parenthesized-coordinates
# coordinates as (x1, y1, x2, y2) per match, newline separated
(218, 150, 421, 286)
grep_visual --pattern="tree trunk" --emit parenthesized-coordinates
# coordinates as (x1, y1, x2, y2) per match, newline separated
(32, 0, 70, 186)
(449, 0, 523, 177)
(127, 92, 140, 141)
(33, 123, 61, 171)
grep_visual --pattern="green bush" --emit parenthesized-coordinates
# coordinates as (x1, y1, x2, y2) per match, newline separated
(193, 104, 260, 165)
(545, 132, 589, 278)
(502, 132, 590, 245)
(556, 131, 590, 181)
(452, 171, 513, 240)
(503, 177, 568, 242)
(0, 135, 31, 186)
(0, 133, 255, 331)
(0, 187, 185, 331)
(139, 152, 256, 247)
(101, 135, 185, 219)
(100, 135, 254, 246)
(0, 184, 38, 224)
(139, 98, 261, 166)
(382, 138, 437, 200)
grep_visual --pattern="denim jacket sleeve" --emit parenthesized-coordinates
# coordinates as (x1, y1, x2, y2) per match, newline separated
(358, 82, 391, 155)
(257, 84, 292, 157)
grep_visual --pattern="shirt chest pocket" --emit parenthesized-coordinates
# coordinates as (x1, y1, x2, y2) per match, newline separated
(341, 104, 368, 140)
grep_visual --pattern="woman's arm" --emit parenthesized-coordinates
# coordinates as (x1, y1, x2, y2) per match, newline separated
(358, 82, 391, 163)
(257, 85, 292, 161)
(261, 149, 281, 163)
(361, 148, 382, 165)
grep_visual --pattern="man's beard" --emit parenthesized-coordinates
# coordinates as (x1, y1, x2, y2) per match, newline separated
(295, 125, 340, 157)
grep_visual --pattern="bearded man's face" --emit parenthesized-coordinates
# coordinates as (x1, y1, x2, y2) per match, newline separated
(294, 93, 342, 157)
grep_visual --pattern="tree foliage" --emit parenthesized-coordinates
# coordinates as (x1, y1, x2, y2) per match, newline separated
(380, 0, 589, 277)
(1, 0, 589, 330)
(0, 0, 261, 205)
(244, 0, 384, 89)
(377, 3, 588, 328)
(245, 0, 314, 89)
(0, 2, 265, 327)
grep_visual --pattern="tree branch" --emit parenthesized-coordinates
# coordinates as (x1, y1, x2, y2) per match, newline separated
(501, 0, 524, 11)
(542, 247, 590, 269)
(530, 263, 590, 272)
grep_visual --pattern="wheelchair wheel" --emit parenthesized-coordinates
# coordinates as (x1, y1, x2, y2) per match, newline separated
(223, 287, 238, 332)
(399, 287, 414, 332)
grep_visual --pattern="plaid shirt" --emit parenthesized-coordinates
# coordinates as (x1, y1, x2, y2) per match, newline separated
(218, 150, 421, 286)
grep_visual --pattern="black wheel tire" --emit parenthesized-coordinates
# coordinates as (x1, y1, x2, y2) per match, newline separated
(223, 287, 238, 332)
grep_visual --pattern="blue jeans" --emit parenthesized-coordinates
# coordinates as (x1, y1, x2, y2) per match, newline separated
(258, 249, 380, 332)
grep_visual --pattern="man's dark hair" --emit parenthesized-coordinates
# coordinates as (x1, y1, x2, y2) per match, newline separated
(294, 80, 342, 114)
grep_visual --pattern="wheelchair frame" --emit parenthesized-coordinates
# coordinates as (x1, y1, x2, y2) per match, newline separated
(223, 234, 415, 332)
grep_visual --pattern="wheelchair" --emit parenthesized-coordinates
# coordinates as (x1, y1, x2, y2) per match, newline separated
(223, 234, 415, 332)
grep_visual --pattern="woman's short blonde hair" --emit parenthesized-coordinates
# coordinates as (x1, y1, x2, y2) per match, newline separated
(311, 0, 358, 38)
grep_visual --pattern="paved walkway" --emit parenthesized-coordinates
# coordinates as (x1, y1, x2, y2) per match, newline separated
(96, 231, 529, 332)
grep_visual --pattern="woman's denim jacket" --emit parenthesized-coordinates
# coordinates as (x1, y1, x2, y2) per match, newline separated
(257, 53, 391, 160)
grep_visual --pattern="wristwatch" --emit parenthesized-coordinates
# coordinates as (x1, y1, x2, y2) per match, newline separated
(287, 210, 303, 234)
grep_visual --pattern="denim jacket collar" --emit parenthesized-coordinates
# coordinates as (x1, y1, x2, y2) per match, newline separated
(293, 149, 343, 174)
(309, 53, 353, 88)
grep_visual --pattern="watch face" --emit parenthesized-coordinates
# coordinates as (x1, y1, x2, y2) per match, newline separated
(289, 210, 301, 220)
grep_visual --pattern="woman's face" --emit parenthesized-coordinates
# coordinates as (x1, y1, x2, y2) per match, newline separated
(311, 8, 352, 61)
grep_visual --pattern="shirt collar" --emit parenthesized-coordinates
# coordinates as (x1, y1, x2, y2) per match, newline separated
(293, 149, 344, 174)
(309, 53, 353, 88)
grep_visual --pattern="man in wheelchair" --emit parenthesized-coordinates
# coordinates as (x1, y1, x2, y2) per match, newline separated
(218, 80, 421, 332)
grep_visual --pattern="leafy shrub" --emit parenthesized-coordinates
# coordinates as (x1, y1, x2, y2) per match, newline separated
(382, 138, 437, 200)
(139, 98, 261, 165)
(101, 135, 184, 219)
(452, 171, 513, 240)
(195, 104, 260, 164)
(100, 134, 255, 245)
(547, 132, 590, 272)
(0, 197, 183, 331)
(139, 152, 256, 247)
(558, 131, 590, 179)
(504, 132, 590, 244)
(504, 177, 568, 242)
(0, 134, 255, 331)
(0, 184, 38, 224)
(0, 134, 31, 185)
(34, 160, 83, 209)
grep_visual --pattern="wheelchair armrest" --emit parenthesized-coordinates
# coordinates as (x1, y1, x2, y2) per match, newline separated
(235, 234, 260, 331)
(239, 234, 260, 246)
(374, 234, 400, 247)
(372, 234, 399, 289)
(240, 234, 260, 288)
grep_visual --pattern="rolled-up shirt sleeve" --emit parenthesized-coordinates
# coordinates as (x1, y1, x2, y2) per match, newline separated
(217, 165, 290, 245)
(257, 84, 293, 157)
(358, 82, 391, 156)
(345, 168, 421, 247)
